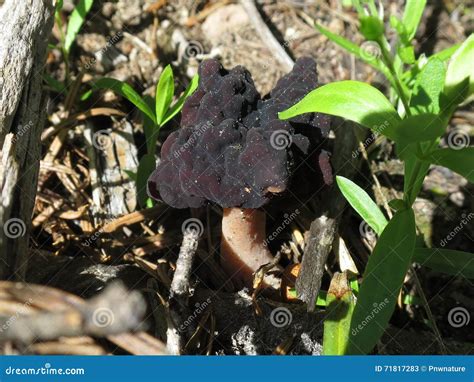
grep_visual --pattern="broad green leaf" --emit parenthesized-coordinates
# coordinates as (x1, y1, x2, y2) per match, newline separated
(336, 176, 388, 235)
(432, 44, 461, 62)
(155, 65, 175, 126)
(323, 272, 355, 355)
(423, 147, 474, 183)
(161, 74, 199, 126)
(137, 154, 157, 208)
(314, 23, 387, 75)
(413, 248, 474, 279)
(402, 0, 427, 40)
(279, 81, 401, 140)
(346, 208, 416, 354)
(394, 113, 446, 144)
(410, 58, 446, 115)
(64, 0, 94, 54)
(444, 34, 474, 102)
(93, 78, 156, 124)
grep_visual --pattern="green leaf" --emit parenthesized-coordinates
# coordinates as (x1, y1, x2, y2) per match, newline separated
(432, 44, 461, 62)
(422, 147, 474, 183)
(398, 46, 416, 64)
(403, 152, 430, 204)
(410, 58, 446, 115)
(394, 113, 446, 144)
(323, 272, 355, 355)
(136, 154, 157, 208)
(413, 248, 474, 279)
(402, 0, 427, 40)
(93, 78, 156, 124)
(390, 16, 409, 45)
(279, 81, 401, 140)
(123, 169, 137, 182)
(64, 0, 94, 54)
(155, 65, 175, 126)
(444, 34, 474, 102)
(360, 16, 384, 41)
(388, 199, 406, 211)
(336, 176, 388, 235)
(55, 0, 64, 13)
(347, 208, 416, 354)
(314, 23, 387, 74)
(43, 74, 65, 93)
(143, 96, 158, 154)
(161, 74, 199, 126)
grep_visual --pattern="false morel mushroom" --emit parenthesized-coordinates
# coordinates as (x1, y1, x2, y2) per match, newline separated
(148, 57, 332, 288)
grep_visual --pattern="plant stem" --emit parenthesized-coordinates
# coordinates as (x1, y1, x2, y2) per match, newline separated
(377, 37, 411, 117)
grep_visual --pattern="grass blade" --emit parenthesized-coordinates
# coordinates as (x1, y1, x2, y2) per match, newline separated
(347, 208, 416, 354)
(413, 248, 474, 279)
(155, 65, 175, 126)
(336, 176, 388, 235)
(93, 78, 156, 124)
(64, 0, 94, 54)
(162, 74, 199, 126)
(402, 0, 427, 40)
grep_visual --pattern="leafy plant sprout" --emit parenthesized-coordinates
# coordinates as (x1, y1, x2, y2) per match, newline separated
(280, 0, 473, 355)
(93, 66, 199, 208)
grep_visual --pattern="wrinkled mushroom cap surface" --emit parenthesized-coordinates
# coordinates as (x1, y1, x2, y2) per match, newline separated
(148, 57, 331, 209)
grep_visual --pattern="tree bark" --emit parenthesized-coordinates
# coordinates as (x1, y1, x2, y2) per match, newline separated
(0, 0, 54, 279)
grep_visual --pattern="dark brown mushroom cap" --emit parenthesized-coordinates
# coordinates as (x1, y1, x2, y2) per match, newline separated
(148, 57, 331, 209)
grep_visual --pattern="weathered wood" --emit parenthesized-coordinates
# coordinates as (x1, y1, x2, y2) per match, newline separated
(296, 119, 359, 310)
(0, 0, 54, 279)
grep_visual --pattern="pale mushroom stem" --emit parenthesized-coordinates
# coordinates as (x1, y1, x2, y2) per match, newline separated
(220, 208, 275, 288)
